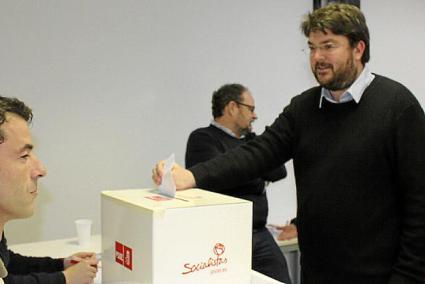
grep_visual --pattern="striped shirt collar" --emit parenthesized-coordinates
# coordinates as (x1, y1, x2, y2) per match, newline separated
(319, 64, 375, 108)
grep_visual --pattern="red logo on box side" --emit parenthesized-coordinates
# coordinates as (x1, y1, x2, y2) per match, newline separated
(115, 241, 133, 270)
(124, 245, 133, 270)
(115, 241, 124, 265)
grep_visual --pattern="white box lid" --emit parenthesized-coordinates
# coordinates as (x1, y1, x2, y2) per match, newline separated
(102, 188, 250, 211)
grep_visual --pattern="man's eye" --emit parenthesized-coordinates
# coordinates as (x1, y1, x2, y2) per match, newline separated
(20, 154, 30, 160)
(323, 44, 333, 50)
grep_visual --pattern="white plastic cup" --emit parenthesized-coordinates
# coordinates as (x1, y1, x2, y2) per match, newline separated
(75, 219, 92, 247)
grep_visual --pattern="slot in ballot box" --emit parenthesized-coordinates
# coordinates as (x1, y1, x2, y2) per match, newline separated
(101, 188, 253, 284)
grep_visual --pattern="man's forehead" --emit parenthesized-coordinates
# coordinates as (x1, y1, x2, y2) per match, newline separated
(308, 29, 347, 43)
(242, 91, 255, 104)
(0, 113, 32, 147)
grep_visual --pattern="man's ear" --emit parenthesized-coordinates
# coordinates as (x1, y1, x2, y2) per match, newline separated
(227, 101, 239, 117)
(353, 40, 366, 62)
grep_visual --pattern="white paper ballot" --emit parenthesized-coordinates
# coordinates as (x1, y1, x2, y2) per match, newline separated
(158, 153, 176, 197)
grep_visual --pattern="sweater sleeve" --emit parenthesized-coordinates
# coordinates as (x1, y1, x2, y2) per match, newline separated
(186, 128, 288, 184)
(389, 103, 425, 283)
(261, 165, 287, 182)
(245, 132, 288, 182)
(4, 271, 65, 284)
(190, 104, 295, 190)
(4, 251, 65, 284)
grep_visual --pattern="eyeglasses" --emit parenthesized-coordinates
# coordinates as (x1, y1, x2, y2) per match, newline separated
(303, 42, 341, 55)
(236, 101, 255, 113)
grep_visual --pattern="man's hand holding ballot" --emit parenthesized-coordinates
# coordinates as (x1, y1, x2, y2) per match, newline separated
(152, 160, 195, 190)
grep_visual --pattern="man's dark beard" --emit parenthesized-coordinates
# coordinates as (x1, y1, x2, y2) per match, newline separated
(315, 58, 358, 91)
(239, 127, 252, 137)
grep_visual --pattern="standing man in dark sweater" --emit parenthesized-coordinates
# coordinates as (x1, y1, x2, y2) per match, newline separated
(153, 4, 425, 283)
(0, 96, 98, 284)
(185, 83, 291, 283)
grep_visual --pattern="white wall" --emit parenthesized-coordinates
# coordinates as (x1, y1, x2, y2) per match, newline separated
(0, 0, 423, 244)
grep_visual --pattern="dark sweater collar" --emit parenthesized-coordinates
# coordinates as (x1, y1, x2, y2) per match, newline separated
(320, 97, 358, 111)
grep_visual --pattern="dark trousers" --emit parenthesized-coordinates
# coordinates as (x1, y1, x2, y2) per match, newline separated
(252, 228, 292, 284)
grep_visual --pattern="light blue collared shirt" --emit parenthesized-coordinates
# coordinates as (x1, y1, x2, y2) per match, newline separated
(211, 120, 245, 139)
(319, 64, 375, 108)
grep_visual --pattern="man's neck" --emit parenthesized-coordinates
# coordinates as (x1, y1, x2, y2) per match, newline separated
(329, 89, 347, 102)
(328, 65, 364, 102)
(214, 118, 241, 138)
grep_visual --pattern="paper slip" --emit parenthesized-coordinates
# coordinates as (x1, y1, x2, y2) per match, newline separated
(158, 153, 176, 198)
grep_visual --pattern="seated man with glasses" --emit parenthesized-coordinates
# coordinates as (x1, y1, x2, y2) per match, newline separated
(185, 83, 292, 283)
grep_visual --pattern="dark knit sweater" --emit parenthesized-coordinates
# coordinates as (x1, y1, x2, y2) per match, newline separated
(0, 235, 65, 284)
(185, 125, 287, 229)
(190, 75, 425, 284)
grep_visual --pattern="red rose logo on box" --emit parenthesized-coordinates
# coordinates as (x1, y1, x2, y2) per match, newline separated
(182, 243, 228, 275)
(115, 241, 133, 270)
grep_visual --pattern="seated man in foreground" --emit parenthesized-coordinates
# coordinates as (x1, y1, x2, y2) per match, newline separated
(0, 95, 98, 283)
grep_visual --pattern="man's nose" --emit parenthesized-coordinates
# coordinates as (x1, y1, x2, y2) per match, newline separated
(32, 156, 47, 178)
(311, 49, 326, 62)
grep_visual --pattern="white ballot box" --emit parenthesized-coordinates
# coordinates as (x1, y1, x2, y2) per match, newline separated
(250, 271, 285, 284)
(101, 188, 253, 284)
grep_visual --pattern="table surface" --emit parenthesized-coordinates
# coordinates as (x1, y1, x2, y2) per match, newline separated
(9, 235, 102, 258)
(9, 234, 289, 284)
(276, 237, 299, 253)
(9, 235, 298, 256)
(10, 235, 102, 283)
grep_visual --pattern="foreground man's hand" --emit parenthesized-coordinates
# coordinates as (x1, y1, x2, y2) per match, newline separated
(152, 160, 196, 190)
(63, 256, 98, 284)
(64, 252, 97, 269)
